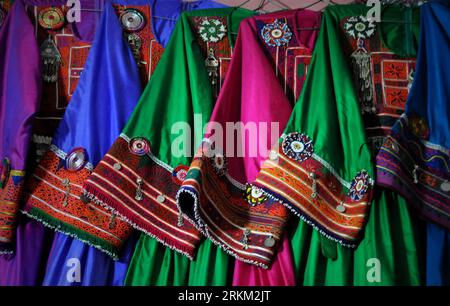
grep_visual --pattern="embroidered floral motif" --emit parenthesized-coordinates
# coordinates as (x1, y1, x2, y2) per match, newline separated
(409, 113, 429, 140)
(260, 19, 292, 47)
(38, 7, 65, 30)
(210, 152, 227, 176)
(65, 148, 88, 172)
(343, 16, 376, 40)
(198, 18, 227, 43)
(245, 184, 267, 206)
(348, 170, 370, 201)
(128, 137, 151, 156)
(172, 165, 189, 185)
(282, 132, 314, 162)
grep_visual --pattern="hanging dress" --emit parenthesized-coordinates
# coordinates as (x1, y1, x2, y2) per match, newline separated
(176, 9, 321, 285)
(376, 1, 449, 286)
(21, 0, 144, 286)
(83, 7, 255, 286)
(253, 4, 424, 285)
(0, 0, 47, 284)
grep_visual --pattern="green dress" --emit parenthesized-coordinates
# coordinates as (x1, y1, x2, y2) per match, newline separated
(82, 7, 254, 286)
(256, 4, 425, 285)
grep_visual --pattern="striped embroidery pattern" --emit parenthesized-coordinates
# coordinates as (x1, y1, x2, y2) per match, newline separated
(255, 146, 373, 246)
(22, 149, 132, 259)
(0, 171, 25, 254)
(377, 115, 450, 229)
(83, 136, 201, 259)
(178, 146, 289, 269)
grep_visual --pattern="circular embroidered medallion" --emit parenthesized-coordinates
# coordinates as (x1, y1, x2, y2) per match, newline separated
(65, 148, 88, 172)
(0, 157, 11, 188)
(120, 8, 146, 32)
(409, 114, 429, 140)
(282, 132, 313, 162)
(38, 7, 65, 30)
(172, 165, 189, 185)
(343, 16, 376, 40)
(198, 18, 227, 43)
(0, 6, 6, 28)
(211, 152, 227, 176)
(245, 184, 267, 206)
(129, 137, 151, 156)
(260, 19, 292, 47)
(348, 170, 370, 201)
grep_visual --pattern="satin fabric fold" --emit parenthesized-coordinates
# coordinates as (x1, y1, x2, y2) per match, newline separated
(0, 0, 41, 254)
(22, 0, 143, 285)
(256, 4, 424, 285)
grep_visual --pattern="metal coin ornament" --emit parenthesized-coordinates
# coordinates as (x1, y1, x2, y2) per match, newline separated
(205, 48, 219, 86)
(264, 235, 275, 248)
(65, 148, 88, 172)
(38, 7, 65, 30)
(40, 37, 62, 82)
(120, 8, 146, 32)
(0, 157, 11, 188)
(198, 18, 227, 43)
(0, 6, 5, 28)
(129, 137, 151, 156)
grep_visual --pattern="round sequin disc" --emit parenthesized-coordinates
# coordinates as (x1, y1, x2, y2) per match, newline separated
(120, 8, 146, 32)
(65, 148, 88, 172)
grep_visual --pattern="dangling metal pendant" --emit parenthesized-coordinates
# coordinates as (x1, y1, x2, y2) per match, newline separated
(205, 47, 219, 86)
(125, 33, 145, 66)
(351, 38, 374, 114)
(407, 69, 415, 92)
(40, 37, 62, 83)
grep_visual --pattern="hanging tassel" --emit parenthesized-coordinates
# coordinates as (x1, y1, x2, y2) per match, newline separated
(412, 165, 419, 184)
(309, 172, 317, 199)
(177, 211, 184, 227)
(205, 47, 219, 86)
(241, 228, 251, 250)
(351, 38, 375, 114)
(62, 178, 71, 207)
(109, 213, 117, 230)
(40, 37, 61, 83)
(135, 178, 143, 201)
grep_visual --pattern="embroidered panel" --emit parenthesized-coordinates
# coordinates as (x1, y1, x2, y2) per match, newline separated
(255, 142, 374, 246)
(22, 149, 133, 258)
(178, 144, 289, 268)
(377, 115, 450, 229)
(29, 4, 164, 162)
(340, 17, 417, 154)
(83, 136, 201, 259)
(256, 17, 313, 104)
(0, 169, 25, 253)
(190, 15, 233, 98)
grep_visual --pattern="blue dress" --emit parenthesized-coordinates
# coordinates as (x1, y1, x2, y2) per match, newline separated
(376, 0, 450, 286)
